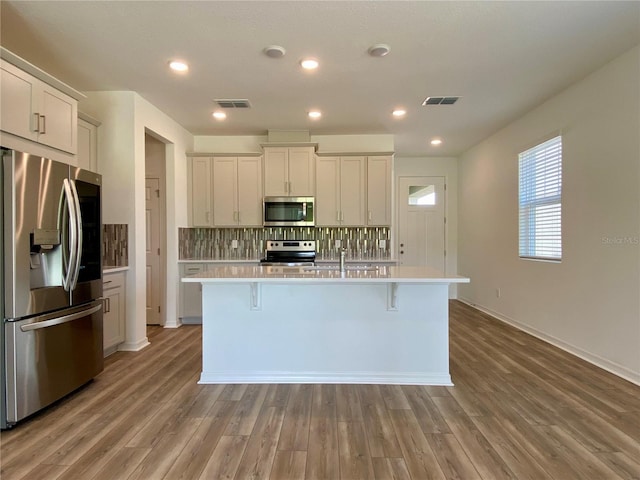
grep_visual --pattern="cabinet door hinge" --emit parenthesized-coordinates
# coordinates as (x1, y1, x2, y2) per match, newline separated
(156, 189, 160, 198)
(157, 248, 160, 255)
(158, 306, 161, 313)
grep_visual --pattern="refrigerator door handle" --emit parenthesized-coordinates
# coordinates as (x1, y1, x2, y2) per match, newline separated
(20, 303, 102, 332)
(63, 178, 78, 291)
(59, 179, 77, 291)
(68, 179, 83, 290)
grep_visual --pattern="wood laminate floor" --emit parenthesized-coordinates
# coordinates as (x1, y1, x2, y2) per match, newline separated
(1, 300, 639, 479)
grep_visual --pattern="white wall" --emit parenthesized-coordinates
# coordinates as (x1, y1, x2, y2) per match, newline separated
(193, 135, 266, 153)
(193, 133, 394, 154)
(134, 94, 193, 331)
(395, 157, 459, 298)
(458, 46, 640, 383)
(80, 91, 193, 346)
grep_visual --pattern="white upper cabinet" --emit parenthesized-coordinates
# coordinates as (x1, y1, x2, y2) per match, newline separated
(190, 157, 213, 227)
(1, 59, 77, 154)
(367, 155, 392, 226)
(315, 156, 340, 226)
(263, 146, 315, 197)
(212, 156, 262, 227)
(212, 157, 237, 226)
(236, 157, 263, 226)
(315, 156, 366, 226)
(77, 114, 100, 172)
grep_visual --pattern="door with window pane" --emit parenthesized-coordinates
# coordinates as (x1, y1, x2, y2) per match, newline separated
(397, 176, 445, 271)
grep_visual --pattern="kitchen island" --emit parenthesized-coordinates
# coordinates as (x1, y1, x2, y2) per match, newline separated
(182, 265, 469, 385)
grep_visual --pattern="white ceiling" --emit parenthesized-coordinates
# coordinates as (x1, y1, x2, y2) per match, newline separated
(1, 1, 638, 156)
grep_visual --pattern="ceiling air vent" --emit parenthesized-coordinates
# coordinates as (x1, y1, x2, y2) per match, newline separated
(422, 96, 460, 106)
(214, 99, 252, 108)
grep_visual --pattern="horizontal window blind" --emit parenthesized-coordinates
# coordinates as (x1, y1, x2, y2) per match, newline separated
(519, 135, 562, 260)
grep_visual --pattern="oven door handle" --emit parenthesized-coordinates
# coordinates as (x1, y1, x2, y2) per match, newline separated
(20, 304, 102, 332)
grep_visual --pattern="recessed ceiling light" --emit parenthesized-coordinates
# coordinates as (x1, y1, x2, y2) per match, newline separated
(169, 60, 189, 72)
(212, 111, 227, 120)
(264, 45, 286, 58)
(300, 58, 319, 70)
(392, 109, 406, 117)
(308, 110, 322, 119)
(431, 138, 443, 146)
(368, 44, 390, 57)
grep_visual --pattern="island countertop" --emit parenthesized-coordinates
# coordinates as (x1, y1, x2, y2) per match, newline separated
(182, 264, 469, 284)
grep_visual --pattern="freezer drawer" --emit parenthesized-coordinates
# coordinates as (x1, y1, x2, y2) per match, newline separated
(4, 300, 103, 424)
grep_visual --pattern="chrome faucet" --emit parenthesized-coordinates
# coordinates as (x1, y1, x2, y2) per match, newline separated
(340, 248, 347, 272)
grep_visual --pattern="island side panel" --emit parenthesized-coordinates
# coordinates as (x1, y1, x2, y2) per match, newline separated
(199, 282, 451, 385)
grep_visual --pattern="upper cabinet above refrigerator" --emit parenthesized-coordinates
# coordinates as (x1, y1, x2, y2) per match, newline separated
(0, 47, 84, 164)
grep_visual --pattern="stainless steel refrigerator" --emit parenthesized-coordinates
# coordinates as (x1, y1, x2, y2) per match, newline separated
(1, 149, 103, 429)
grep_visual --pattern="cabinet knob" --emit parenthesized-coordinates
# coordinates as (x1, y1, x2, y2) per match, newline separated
(400, 243, 404, 247)
(400, 250, 404, 254)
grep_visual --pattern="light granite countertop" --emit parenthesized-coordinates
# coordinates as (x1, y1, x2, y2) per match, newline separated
(182, 264, 469, 284)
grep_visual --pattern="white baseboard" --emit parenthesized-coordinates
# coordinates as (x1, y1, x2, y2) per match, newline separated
(118, 338, 150, 352)
(199, 371, 453, 386)
(163, 319, 181, 328)
(181, 317, 202, 325)
(457, 297, 640, 386)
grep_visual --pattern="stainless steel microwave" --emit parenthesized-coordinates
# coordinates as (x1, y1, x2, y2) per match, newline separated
(263, 197, 315, 226)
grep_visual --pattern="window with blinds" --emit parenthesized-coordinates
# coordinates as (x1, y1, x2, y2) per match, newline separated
(518, 135, 562, 261)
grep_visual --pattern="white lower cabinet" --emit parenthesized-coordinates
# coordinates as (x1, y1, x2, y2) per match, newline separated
(179, 262, 259, 324)
(180, 263, 205, 323)
(103, 272, 126, 356)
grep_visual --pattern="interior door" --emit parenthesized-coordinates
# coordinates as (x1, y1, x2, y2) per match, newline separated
(145, 178, 161, 325)
(397, 176, 446, 271)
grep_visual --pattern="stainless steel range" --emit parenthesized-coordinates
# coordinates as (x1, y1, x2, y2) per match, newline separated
(260, 240, 316, 266)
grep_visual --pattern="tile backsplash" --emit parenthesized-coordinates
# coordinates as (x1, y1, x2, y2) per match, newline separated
(179, 227, 391, 260)
(103, 224, 128, 267)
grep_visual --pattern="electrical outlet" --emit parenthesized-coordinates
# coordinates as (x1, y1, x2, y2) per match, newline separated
(378, 239, 386, 249)
(496, 288, 501, 298)
(335, 239, 341, 248)
(231, 239, 238, 249)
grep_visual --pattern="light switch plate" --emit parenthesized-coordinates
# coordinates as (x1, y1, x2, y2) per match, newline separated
(231, 239, 238, 249)
(335, 239, 341, 248)
(379, 239, 386, 249)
